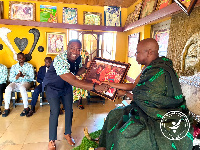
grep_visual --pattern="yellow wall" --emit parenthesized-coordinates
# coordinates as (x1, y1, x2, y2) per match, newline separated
(0, 0, 127, 71)
(121, 0, 152, 80)
(0, 0, 155, 82)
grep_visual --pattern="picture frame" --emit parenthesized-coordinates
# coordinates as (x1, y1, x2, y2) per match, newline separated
(63, 7, 77, 24)
(83, 11, 102, 25)
(0, 1, 3, 19)
(104, 6, 121, 27)
(125, 2, 143, 27)
(9, 1, 35, 21)
(46, 32, 66, 55)
(174, 0, 197, 15)
(140, 0, 157, 19)
(40, 5, 57, 23)
(156, 0, 172, 10)
(152, 28, 170, 57)
(85, 57, 130, 101)
(128, 33, 140, 58)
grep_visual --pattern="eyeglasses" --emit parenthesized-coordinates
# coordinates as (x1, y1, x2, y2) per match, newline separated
(135, 50, 148, 55)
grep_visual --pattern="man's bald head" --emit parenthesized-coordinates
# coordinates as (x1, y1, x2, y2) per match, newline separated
(138, 38, 159, 54)
(136, 38, 159, 66)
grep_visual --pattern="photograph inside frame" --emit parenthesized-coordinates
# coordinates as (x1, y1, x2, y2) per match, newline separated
(85, 57, 130, 101)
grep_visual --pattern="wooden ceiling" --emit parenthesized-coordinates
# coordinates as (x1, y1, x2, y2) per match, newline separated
(36, 0, 137, 8)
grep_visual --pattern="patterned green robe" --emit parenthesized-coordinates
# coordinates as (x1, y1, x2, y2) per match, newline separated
(99, 57, 193, 150)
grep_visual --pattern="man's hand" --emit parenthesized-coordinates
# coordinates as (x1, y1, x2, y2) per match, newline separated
(16, 71, 24, 79)
(16, 72, 21, 80)
(95, 83, 110, 92)
(86, 61, 91, 68)
(117, 90, 126, 97)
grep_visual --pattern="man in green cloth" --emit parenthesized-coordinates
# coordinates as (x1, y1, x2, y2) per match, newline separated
(96, 38, 193, 150)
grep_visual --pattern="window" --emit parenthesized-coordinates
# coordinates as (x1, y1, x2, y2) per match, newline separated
(69, 30, 116, 60)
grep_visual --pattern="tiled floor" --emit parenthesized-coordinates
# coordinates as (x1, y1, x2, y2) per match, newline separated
(0, 98, 122, 150)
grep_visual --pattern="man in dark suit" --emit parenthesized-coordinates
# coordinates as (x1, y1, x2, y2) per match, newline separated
(26, 57, 52, 117)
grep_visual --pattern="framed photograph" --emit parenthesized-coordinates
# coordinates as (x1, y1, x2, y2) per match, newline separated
(9, 1, 35, 21)
(125, 2, 143, 27)
(0, 1, 3, 19)
(128, 33, 140, 58)
(83, 11, 102, 25)
(85, 57, 130, 101)
(40, 5, 57, 23)
(46, 32, 66, 55)
(174, 0, 197, 15)
(153, 28, 169, 57)
(104, 6, 121, 27)
(63, 7, 77, 24)
(156, 0, 172, 10)
(140, 0, 157, 19)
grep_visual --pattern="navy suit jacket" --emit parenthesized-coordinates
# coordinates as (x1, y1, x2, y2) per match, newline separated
(37, 66, 47, 84)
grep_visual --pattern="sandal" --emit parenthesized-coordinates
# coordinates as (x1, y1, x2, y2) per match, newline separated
(2, 109, 10, 117)
(48, 140, 56, 150)
(78, 105, 84, 110)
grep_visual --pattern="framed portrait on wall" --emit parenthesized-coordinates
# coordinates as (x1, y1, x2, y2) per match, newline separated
(156, 0, 172, 10)
(46, 32, 66, 55)
(0, 1, 3, 19)
(153, 28, 169, 56)
(40, 5, 57, 23)
(174, 0, 197, 15)
(85, 57, 130, 101)
(125, 2, 143, 27)
(63, 7, 77, 24)
(140, 0, 157, 19)
(128, 33, 140, 58)
(83, 11, 102, 25)
(9, 1, 36, 21)
(104, 6, 121, 27)
(151, 20, 171, 57)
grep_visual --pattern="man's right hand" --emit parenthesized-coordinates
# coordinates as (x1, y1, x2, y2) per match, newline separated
(117, 90, 126, 97)
(16, 72, 21, 79)
(95, 83, 110, 92)
(16, 71, 24, 79)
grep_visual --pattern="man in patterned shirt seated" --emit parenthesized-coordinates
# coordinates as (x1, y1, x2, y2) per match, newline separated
(0, 64, 8, 115)
(2, 52, 34, 117)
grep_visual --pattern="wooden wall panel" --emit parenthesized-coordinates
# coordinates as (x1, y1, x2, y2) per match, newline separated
(35, 0, 137, 8)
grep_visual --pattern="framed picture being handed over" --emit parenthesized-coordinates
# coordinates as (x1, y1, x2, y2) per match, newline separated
(85, 57, 130, 101)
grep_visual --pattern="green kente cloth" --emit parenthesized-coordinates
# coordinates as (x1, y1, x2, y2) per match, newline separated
(99, 57, 193, 150)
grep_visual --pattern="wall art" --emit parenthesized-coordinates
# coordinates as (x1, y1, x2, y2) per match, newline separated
(40, 5, 57, 23)
(104, 6, 121, 26)
(9, 1, 35, 21)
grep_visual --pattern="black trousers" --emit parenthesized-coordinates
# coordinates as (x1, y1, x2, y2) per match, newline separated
(0, 83, 6, 106)
(31, 83, 42, 106)
(46, 85, 73, 141)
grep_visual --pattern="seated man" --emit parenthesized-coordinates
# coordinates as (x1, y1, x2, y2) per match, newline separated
(26, 57, 52, 117)
(2, 52, 34, 117)
(96, 38, 193, 150)
(0, 64, 8, 115)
